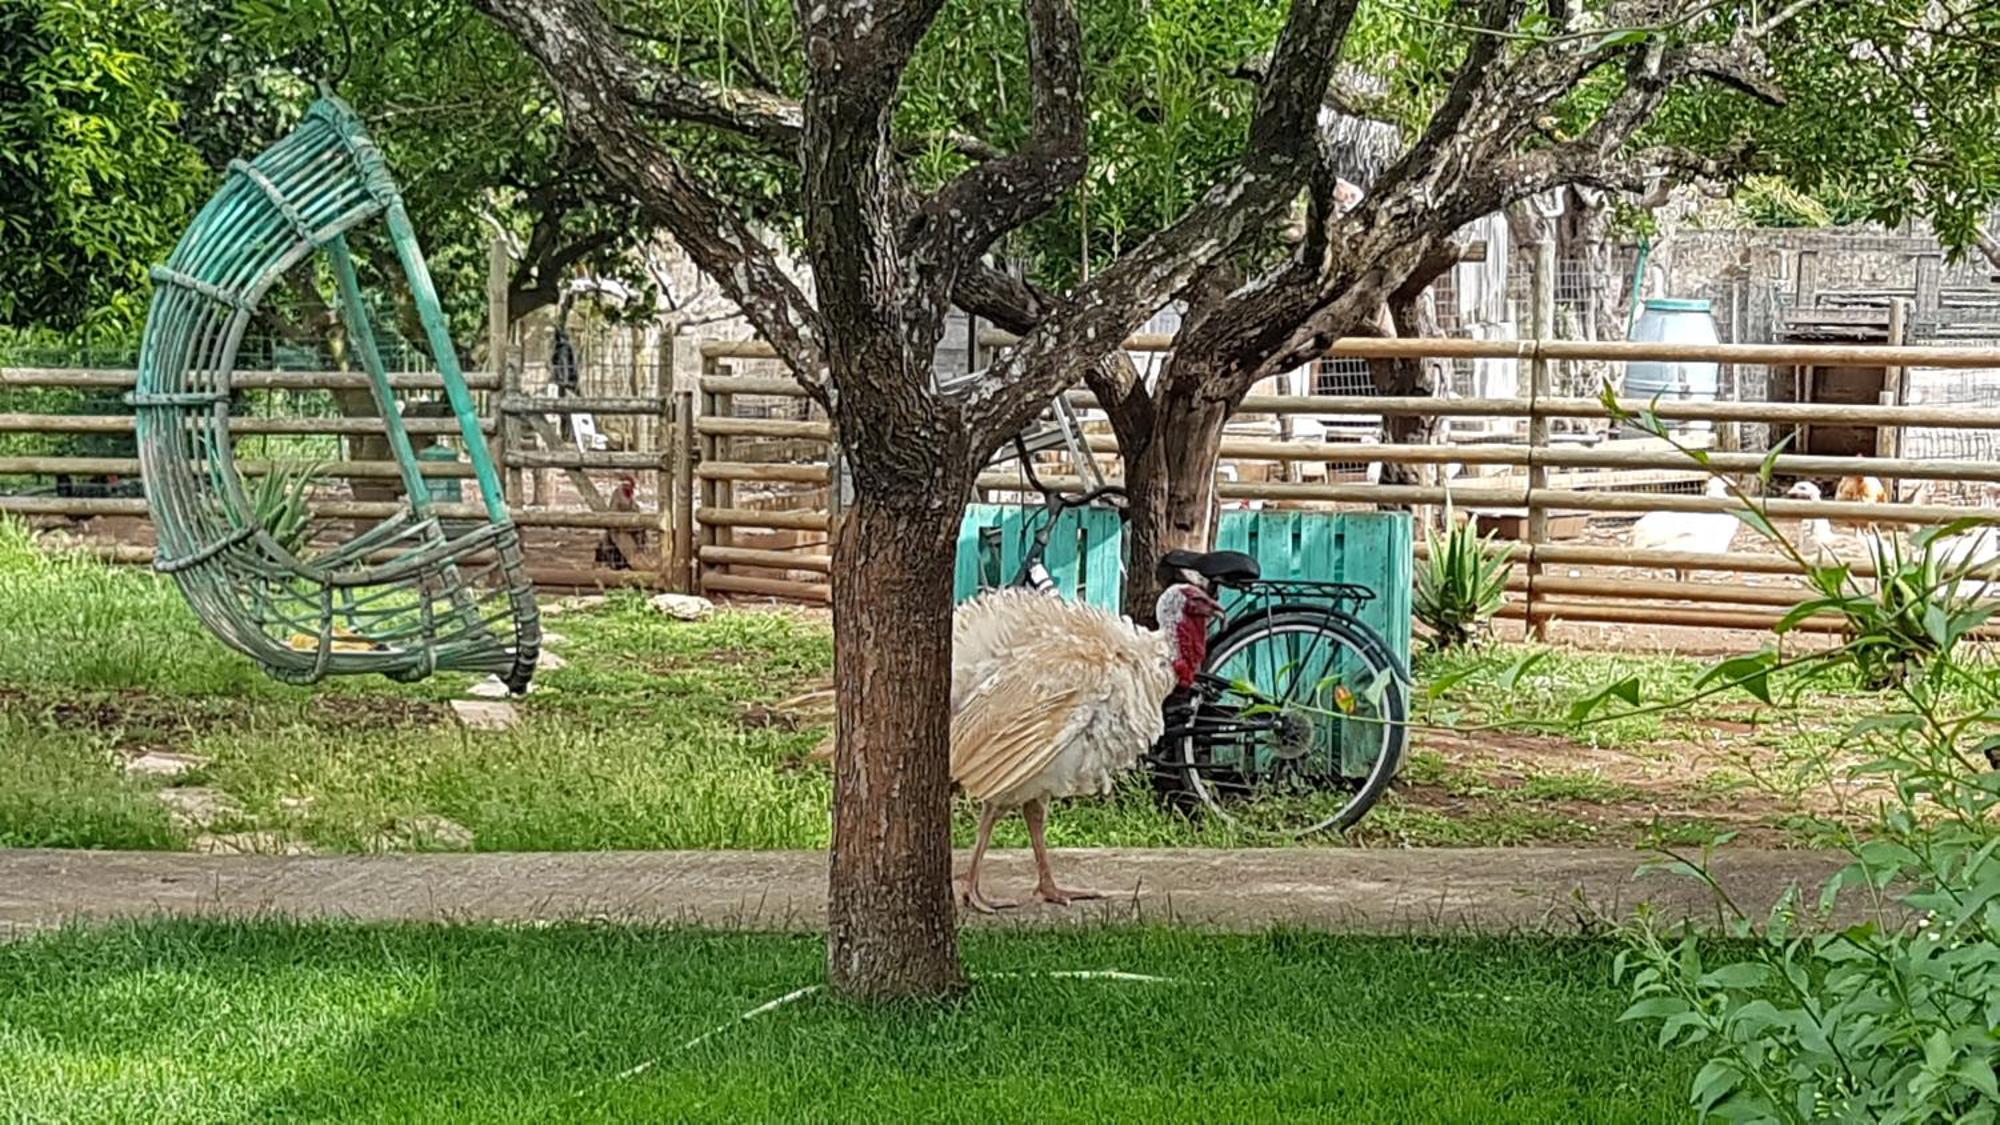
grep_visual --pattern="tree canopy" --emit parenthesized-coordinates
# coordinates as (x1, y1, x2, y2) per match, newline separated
(6, 1, 1998, 338)
(0, 0, 206, 334)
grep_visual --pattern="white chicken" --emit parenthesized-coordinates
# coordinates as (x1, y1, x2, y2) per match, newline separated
(949, 583, 1219, 911)
(1785, 481, 1839, 562)
(1629, 477, 1740, 581)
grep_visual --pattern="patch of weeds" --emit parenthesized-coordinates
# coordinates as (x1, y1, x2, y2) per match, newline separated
(1638, 817, 1733, 849)
(1513, 770, 1639, 805)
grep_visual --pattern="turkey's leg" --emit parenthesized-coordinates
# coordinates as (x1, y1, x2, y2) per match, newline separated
(956, 803, 1017, 914)
(1026, 799, 1102, 905)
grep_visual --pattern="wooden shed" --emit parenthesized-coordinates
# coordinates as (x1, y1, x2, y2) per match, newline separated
(1765, 302, 1908, 460)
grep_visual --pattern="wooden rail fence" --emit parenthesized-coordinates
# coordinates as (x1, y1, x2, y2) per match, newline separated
(6, 330, 2000, 633)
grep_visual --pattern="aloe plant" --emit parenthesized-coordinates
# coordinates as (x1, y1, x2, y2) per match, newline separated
(1415, 499, 1514, 650)
(247, 460, 322, 556)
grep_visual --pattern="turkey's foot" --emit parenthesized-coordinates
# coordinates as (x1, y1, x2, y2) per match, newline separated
(1035, 882, 1104, 906)
(957, 876, 1018, 914)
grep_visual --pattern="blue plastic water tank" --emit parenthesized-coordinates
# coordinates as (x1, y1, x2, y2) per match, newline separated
(1623, 298, 1719, 432)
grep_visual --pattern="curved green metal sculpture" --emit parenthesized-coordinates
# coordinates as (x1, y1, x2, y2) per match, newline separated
(133, 95, 538, 692)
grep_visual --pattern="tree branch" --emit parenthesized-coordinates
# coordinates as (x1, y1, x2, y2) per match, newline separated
(962, 0, 1365, 447)
(912, 0, 1087, 277)
(474, 0, 826, 394)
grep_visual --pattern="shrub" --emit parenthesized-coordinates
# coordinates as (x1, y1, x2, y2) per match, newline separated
(1577, 408, 2000, 1122)
(1415, 501, 1513, 649)
(246, 460, 322, 556)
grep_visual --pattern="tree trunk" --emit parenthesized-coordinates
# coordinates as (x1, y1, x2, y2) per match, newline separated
(1366, 295, 1448, 490)
(1120, 369, 1229, 625)
(826, 488, 965, 1000)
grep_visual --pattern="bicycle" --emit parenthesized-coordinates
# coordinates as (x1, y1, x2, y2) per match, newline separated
(992, 444, 1410, 836)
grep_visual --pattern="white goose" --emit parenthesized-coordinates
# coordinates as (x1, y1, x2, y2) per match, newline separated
(1628, 477, 1741, 581)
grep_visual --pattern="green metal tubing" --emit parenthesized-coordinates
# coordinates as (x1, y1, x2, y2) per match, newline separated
(326, 234, 436, 515)
(382, 199, 510, 522)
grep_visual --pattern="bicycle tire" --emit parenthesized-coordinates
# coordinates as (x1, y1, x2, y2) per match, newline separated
(1173, 608, 1408, 836)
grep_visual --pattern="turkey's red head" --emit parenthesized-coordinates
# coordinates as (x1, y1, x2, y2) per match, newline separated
(1157, 583, 1220, 688)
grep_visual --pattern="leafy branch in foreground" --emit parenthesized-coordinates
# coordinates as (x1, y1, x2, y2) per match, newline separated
(1597, 387, 2000, 1124)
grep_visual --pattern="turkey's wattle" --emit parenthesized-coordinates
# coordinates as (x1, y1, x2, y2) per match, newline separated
(949, 583, 1220, 911)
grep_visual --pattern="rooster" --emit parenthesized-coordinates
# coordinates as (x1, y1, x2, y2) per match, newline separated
(595, 474, 643, 570)
(1834, 474, 1891, 540)
(1836, 475, 1889, 506)
(949, 583, 1220, 910)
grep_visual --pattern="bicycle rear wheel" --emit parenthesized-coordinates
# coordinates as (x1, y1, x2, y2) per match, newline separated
(1172, 609, 1408, 836)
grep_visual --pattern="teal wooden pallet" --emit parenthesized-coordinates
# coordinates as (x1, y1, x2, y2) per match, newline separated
(955, 505, 1413, 668)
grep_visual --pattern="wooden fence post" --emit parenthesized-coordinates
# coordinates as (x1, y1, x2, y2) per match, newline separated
(673, 389, 697, 592)
(1881, 298, 1909, 500)
(1526, 237, 1557, 642)
(658, 330, 681, 591)
(485, 235, 516, 506)
(698, 351, 725, 594)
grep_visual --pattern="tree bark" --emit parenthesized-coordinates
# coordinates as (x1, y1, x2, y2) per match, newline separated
(826, 486, 966, 1000)
(1119, 361, 1230, 624)
(1366, 292, 1450, 490)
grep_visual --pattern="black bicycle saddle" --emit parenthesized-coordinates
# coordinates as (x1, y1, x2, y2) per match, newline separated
(1157, 549, 1261, 587)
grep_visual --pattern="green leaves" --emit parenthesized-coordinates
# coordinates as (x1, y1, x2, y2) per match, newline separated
(1696, 650, 1778, 706)
(1567, 675, 1640, 723)
(1414, 498, 1514, 651)
(0, 0, 206, 332)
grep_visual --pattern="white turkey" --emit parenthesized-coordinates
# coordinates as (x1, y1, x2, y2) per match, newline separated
(1628, 477, 1740, 581)
(949, 583, 1220, 911)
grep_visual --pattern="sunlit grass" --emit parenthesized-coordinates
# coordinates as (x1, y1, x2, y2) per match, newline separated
(0, 517, 1899, 852)
(0, 920, 1696, 1123)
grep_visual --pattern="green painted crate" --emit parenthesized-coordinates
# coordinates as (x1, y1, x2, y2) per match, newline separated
(954, 505, 1413, 671)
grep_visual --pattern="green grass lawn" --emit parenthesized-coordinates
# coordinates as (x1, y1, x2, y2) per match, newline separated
(0, 920, 1697, 1122)
(0, 517, 1894, 853)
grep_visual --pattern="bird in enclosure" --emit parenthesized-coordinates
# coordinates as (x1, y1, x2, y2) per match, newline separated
(949, 584, 1220, 911)
(1836, 474, 1889, 506)
(1627, 477, 1740, 582)
(1834, 473, 1893, 537)
(594, 474, 645, 570)
(1785, 481, 1840, 563)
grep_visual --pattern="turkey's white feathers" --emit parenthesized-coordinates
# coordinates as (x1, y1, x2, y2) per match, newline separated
(949, 589, 1175, 807)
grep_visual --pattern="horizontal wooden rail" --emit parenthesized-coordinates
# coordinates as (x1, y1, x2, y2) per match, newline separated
(1140, 436, 2000, 484)
(698, 546, 833, 574)
(973, 471, 2000, 528)
(695, 506, 832, 531)
(1448, 540, 2000, 582)
(701, 367, 2000, 429)
(506, 450, 662, 471)
(694, 416, 832, 440)
(500, 394, 664, 416)
(1518, 575, 1815, 609)
(701, 572, 832, 603)
(974, 331, 2000, 370)
(0, 367, 500, 391)
(1, 495, 656, 531)
(1085, 391, 2000, 429)
(0, 455, 479, 480)
(695, 462, 832, 484)
(699, 375, 811, 397)
(74, 541, 675, 593)
(0, 413, 491, 436)
(1502, 598, 2000, 639)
